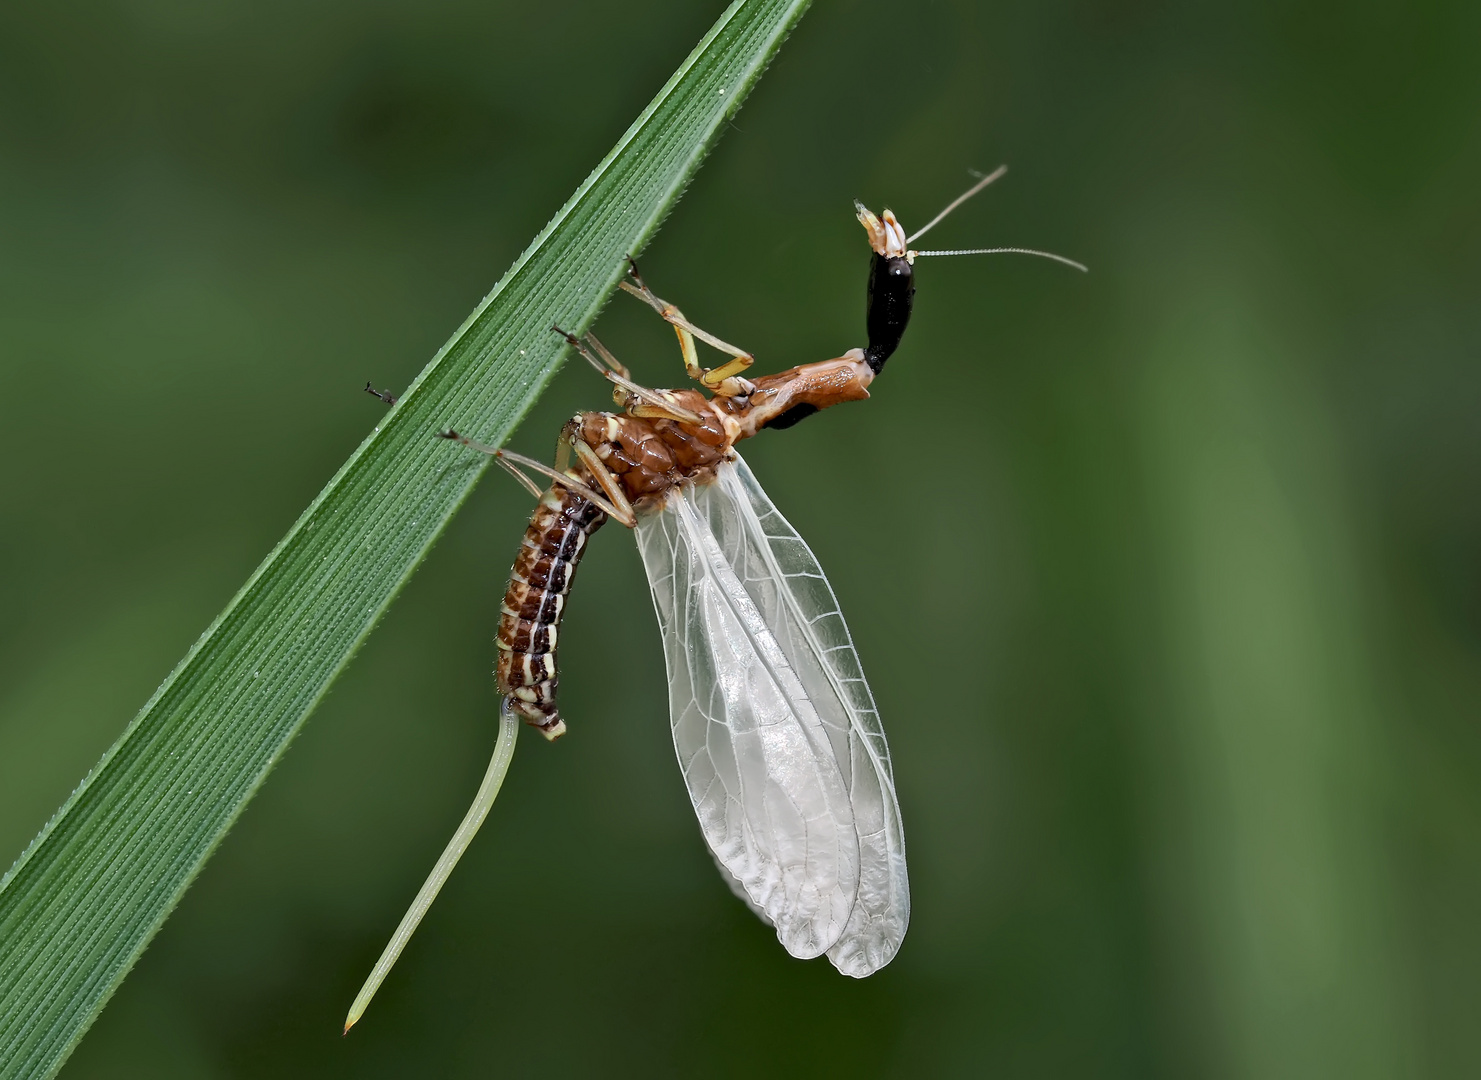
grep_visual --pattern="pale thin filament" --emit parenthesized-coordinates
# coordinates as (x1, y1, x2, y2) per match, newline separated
(906, 165, 1008, 244)
(344, 708, 520, 1033)
(912, 246, 1088, 273)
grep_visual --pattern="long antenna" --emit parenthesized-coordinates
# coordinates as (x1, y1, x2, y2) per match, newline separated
(912, 246, 1088, 272)
(906, 165, 1008, 245)
(344, 707, 520, 1034)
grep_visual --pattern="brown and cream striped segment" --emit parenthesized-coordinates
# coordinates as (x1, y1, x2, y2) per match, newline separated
(496, 477, 608, 740)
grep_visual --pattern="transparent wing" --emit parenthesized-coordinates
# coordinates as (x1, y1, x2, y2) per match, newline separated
(635, 454, 908, 975)
(636, 474, 858, 958)
(714, 456, 909, 976)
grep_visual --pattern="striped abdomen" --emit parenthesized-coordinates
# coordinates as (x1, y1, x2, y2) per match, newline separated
(497, 482, 608, 740)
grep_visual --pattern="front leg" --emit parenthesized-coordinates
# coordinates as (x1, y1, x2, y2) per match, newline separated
(620, 259, 756, 395)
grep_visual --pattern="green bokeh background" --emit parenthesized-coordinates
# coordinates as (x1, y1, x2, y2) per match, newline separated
(2, 0, 1477, 1075)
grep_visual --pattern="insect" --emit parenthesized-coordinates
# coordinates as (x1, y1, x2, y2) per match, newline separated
(345, 167, 1084, 1030)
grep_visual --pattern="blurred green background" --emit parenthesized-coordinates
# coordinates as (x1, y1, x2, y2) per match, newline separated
(1, 0, 1477, 1075)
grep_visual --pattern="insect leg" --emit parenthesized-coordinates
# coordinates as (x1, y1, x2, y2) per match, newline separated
(499, 449, 631, 525)
(437, 430, 630, 524)
(581, 331, 630, 380)
(570, 438, 637, 529)
(619, 258, 755, 394)
(552, 323, 627, 381)
(550, 325, 704, 424)
(496, 456, 545, 501)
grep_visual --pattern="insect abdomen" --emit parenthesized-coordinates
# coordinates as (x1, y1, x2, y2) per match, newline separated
(496, 483, 608, 740)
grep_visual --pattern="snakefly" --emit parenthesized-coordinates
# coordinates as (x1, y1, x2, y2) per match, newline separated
(345, 167, 1084, 1030)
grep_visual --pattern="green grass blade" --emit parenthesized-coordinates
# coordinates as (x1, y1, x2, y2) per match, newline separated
(0, 2, 810, 1074)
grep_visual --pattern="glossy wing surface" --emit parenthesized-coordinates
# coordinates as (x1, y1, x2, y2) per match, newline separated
(714, 456, 908, 976)
(635, 454, 908, 976)
(635, 476, 859, 960)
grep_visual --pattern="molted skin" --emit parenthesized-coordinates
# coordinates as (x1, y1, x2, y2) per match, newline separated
(496, 349, 877, 739)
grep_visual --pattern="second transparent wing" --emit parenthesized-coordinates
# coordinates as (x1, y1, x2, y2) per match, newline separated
(636, 454, 909, 976)
(711, 456, 908, 976)
(635, 482, 860, 960)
